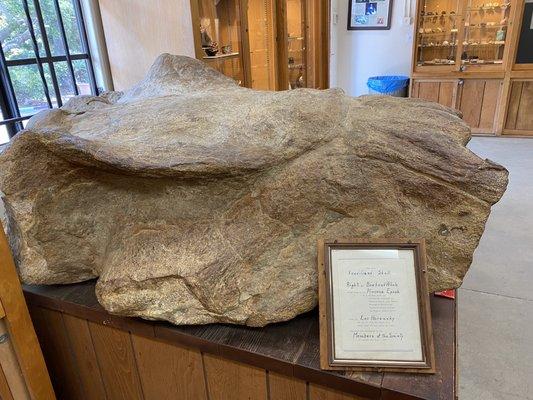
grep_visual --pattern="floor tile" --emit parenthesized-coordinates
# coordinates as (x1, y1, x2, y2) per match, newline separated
(458, 288, 533, 400)
(463, 138, 533, 300)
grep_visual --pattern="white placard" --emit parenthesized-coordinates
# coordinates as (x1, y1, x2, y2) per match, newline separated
(330, 248, 423, 362)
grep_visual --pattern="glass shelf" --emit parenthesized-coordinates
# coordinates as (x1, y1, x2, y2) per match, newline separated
(203, 52, 240, 60)
(419, 44, 458, 47)
(465, 4, 510, 11)
(463, 41, 506, 45)
(465, 23, 508, 28)
(419, 32, 458, 35)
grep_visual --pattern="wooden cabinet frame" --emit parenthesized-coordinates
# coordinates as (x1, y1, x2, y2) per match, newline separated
(190, 0, 330, 91)
(0, 224, 55, 399)
(411, 0, 533, 135)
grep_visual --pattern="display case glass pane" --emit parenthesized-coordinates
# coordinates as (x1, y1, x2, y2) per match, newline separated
(247, 0, 276, 90)
(462, 0, 511, 65)
(416, 0, 462, 66)
(198, 0, 245, 85)
(286, 0, 307, 89)
(515, 0, 533, 64)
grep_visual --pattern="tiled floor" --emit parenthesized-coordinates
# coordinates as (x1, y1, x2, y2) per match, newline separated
(459, 137, 533, 400)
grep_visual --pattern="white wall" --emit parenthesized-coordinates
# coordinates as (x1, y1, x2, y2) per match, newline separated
(330, 0, 416, 96)
(97, 0, 196, 90)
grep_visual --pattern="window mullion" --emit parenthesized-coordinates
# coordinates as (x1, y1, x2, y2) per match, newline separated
(73, 0, 99, 95)
(21, 0, 54, 109)
(53, 0, 79, 96)
(5, 54, 90, 68)
(31, 0, 64, 107)
(0, 45, 22, 137)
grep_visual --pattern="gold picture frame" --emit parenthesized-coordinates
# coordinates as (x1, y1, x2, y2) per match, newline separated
(318, 239, 435, 373)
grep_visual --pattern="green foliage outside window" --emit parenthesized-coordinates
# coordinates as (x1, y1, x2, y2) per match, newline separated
(0, 0, 89, 108)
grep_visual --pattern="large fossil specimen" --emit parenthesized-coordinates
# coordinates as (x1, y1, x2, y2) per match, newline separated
(0, 54, 508, 326)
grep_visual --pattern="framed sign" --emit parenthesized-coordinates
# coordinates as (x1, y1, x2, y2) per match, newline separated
(318, 239, 435, 373)
(348, 0, 393, 30)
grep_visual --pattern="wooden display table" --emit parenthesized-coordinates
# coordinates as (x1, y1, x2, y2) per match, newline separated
(23, 281, 457, 400)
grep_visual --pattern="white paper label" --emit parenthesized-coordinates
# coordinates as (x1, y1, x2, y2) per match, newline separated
(331, 248, 423, 362)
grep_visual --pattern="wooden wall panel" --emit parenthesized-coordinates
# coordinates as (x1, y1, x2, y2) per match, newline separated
(30, 307, 84, 399)
(62, 314, 107, 400)
(131, 334, 207, 400)
(309, 383, 367, 400)
(269, 372, 307, 400)
(98, 0, 196, 90)
(89, 322, 144, 400)
(203, 353, 267, 400)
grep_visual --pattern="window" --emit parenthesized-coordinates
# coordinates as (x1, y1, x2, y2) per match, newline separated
(0, 0, 98, 144)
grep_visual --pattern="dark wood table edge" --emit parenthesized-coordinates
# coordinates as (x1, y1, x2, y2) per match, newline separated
(23, 285, 456, 400)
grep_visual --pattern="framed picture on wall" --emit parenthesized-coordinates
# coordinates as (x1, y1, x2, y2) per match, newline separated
(348, 0, 393, 30)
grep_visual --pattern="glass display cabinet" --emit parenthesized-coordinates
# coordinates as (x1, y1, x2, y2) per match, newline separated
(416, 0, 462, 67)
(195, 0, 247, 86)
(190, 0, 329, 91)
(462, 0, 511, 66)
(414, 0, 513, 71)
(411, 0, 533, 136)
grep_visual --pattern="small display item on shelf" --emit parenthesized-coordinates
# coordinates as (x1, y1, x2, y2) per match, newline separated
(204, 42, 219, 57)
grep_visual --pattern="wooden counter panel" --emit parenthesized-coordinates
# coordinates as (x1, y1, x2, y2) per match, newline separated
(89, 322, 145, 400)
(269, 373, 307, 400)
(132, 335, 207, 400)
(24, 282, 456, 400)
(62, 314, 107, 400)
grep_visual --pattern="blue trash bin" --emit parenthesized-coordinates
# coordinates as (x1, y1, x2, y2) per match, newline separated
(367, 76, 409, 97)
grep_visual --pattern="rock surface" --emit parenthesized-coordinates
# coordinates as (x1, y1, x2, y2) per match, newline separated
(0, 54, 508, 326)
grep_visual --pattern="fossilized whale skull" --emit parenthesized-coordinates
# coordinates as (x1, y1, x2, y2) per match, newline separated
(0, 54, 508, 326)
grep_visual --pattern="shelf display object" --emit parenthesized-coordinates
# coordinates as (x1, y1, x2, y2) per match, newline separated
(198, 0, 246, 85)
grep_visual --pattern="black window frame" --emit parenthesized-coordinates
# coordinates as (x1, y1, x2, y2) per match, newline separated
(0, 0, 99, 139)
